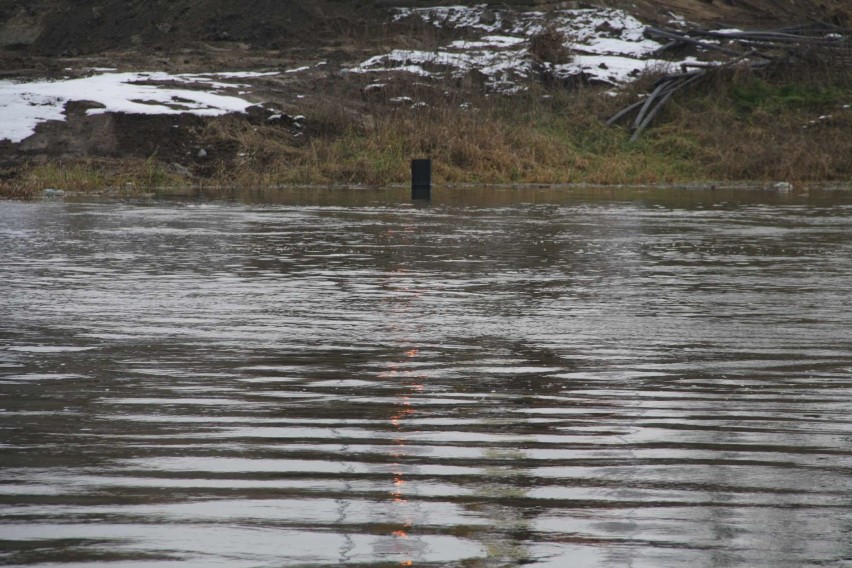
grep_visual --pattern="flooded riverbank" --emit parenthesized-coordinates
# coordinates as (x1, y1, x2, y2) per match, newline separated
(2, 188, 852, 567)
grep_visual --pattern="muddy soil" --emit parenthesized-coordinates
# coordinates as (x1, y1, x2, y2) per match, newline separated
(0, 0, 385, 56)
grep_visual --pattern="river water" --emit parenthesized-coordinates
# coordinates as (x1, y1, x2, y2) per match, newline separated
(1, 187, 852, 567)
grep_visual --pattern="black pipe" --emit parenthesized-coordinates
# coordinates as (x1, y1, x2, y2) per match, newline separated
(411, 159, 431, 201)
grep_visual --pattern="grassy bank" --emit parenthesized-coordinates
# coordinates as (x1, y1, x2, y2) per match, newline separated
(2, 58, 850, 198)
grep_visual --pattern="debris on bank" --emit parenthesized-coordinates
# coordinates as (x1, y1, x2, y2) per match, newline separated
(610, 21, 852, 140)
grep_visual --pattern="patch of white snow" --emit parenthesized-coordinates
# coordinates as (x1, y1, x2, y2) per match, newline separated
(353, 6, 707, 91)
(0, 71, 272, 143)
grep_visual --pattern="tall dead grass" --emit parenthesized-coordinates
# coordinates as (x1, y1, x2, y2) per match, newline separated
(179, 77, 707, 188)
(249, 53, 844, 185)
(0, 157, 191, 199)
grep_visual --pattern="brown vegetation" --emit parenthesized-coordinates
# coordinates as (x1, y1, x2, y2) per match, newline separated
(528, 25, 572, 65)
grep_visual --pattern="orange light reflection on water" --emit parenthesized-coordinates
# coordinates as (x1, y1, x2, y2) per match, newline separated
(390, 405, 414, 427)
(392, 475, 407, 503)
(385, 346, 425, 568)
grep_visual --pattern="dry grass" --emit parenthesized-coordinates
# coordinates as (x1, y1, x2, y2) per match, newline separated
(175, 80, 704, 188)
(0, 157, 191, 199)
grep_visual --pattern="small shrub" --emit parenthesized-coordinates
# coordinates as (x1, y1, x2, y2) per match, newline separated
(528, 25, 572, 65)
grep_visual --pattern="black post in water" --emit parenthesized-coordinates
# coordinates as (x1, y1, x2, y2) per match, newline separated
(411, 158, 431, 201)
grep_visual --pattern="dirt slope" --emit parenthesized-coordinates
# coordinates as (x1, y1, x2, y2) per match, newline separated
(0, 0, 382, 56)
(0, 0, 847, 58)
(610, 0, 848, 28)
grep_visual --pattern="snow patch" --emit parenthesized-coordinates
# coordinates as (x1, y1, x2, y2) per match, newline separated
(353, 6, 696, 90)
(0, 71, 277, 143)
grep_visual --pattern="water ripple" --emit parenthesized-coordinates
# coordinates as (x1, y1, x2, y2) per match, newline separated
(1, 189, 852, 567)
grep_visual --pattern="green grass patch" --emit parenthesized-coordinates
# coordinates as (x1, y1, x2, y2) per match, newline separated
(732, 78, 846, 113)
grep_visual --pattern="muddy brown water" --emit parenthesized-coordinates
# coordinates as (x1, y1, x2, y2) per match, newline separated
(1, 187, 852, 567)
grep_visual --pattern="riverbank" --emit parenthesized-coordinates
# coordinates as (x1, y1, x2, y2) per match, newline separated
(3, 61, 850, 199)
(1, 2, 850, 198)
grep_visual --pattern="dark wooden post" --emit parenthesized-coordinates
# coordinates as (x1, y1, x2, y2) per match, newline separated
(411, 159, 431, 201)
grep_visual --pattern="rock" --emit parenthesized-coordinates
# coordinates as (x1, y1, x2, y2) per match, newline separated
(197, 148, 208, 159)
(169, 163, 193, 177)
(0, 8, 44, 48)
